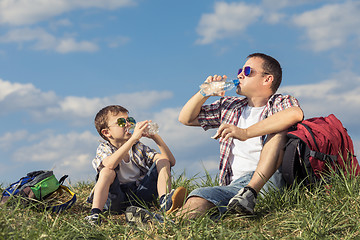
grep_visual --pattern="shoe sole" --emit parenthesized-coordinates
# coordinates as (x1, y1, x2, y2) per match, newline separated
(125, 206, 153, 225)
(166, 187, 188, 214)
(227, 199, 254, 215)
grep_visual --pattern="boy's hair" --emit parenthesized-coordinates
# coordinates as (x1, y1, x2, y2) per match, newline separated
(247, 53, 282, 93)
(94, 105, 129, 140)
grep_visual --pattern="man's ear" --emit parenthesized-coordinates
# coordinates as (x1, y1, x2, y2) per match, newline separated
(263, 74, 273, 86)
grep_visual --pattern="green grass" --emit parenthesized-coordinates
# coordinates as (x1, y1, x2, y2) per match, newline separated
(1, 169, 360, 240)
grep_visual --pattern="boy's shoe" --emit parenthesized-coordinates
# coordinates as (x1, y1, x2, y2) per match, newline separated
(84, 213, 101, 226)
(227, 187, 257, 215)
(159, 187, 188, 214)
(125, 206, 165, 225)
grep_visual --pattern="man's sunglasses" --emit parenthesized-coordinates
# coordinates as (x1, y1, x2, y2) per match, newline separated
(238, 66, 270, 77)
(116, 117, 136, 127)
(237, 66, 252, 76)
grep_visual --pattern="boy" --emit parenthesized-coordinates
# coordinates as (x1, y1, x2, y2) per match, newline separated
(85, 105, 187, 225)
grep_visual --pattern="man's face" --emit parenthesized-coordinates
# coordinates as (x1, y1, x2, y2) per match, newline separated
(236, 57, 268, 96)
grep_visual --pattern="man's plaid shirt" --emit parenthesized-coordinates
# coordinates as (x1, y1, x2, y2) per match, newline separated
(198, 94, 301, 186)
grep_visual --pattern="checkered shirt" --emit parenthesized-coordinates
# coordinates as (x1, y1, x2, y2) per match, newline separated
(92, 140, 158, 179)
(198, 94, 300, 186)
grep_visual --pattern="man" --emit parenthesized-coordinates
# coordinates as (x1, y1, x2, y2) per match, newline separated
(177, 53, 303, 218)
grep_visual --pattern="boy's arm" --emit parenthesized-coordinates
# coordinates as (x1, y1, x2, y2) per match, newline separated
(102, 121, 148, 170)
(151, 134, 176, 167)
(218, 106, 303, 141)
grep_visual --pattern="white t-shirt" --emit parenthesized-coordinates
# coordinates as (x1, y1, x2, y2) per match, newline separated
(118, 159, 142, 184)
(230, 105, 265, 182)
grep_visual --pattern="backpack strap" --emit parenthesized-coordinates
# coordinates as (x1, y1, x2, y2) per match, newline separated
(309, 150, 337, 163)
(58, 175, 68, 185)
(300, 122, 337, 163)
(299, 122, 320, 151)
(282, 138, 300, 185)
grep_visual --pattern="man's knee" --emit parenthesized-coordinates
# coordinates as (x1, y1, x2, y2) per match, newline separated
(182, 196, 215, 215)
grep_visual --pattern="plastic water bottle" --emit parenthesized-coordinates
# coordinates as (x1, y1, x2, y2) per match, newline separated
(199, 79, 240, 97)
(146, 122, 159, 135)
(127, 122, 159, 135)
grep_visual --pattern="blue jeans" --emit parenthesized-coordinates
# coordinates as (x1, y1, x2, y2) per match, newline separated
(187, 169, 285, 215)
(103, 162, 159, 213)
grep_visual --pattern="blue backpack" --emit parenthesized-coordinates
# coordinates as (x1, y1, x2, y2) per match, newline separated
(1, 170, 76, 213)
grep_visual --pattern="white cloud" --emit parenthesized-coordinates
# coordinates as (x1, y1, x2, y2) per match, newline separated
(292, 1, 360, 51)
(279, 71, 360, 128)
(196, 2, 263, 44)
(12, 131, 97, 162)
(0, 78, 173, 124)
(106, 36, 131, 48)
(0, 130, 28, 150)
(0, 0, 137, 26)
(0, 78, 58, 113)
(0, 27, 99, 53)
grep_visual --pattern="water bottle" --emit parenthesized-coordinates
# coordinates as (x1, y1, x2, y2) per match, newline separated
(145, 122, 159, 135)
(199, 79, 240, 97)
(127, 122, 159, 135)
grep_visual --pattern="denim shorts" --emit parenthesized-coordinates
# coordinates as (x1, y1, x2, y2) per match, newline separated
(187, 169, 285, 215)
(103, 162, 159, 213)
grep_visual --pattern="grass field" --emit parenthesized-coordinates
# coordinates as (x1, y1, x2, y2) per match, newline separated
(1, 169, 360, 240)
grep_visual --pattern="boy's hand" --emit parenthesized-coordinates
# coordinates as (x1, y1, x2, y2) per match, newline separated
(131, 121, 149, 141)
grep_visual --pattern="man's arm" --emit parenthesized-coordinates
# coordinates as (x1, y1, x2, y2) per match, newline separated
(178, 91, 209, 126)
(218, 106, 303, 141)
(178, 75, 226, 126)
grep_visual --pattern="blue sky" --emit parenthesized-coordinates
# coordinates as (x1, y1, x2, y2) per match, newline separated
(1, 0, 360, 185)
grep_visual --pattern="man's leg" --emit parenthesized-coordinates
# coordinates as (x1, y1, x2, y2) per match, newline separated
(248, 131, 287, 192)
(176, 175, 251, 219)
(176, 196, 215, 219)
(228, 131, 287, 214)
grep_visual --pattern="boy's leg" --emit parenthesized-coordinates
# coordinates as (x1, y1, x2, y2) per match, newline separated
(155, 158, 171, 197)
(85, 167, 116, 225)
(91, 167, 116, 210)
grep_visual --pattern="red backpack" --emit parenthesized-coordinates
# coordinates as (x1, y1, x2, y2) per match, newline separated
(282, 114, 360, 185)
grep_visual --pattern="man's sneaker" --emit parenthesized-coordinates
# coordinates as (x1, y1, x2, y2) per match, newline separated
(125, 206, 165, 225)
(227, 187, 257, 215)
(84, 213, 101, 226)
(159, 187, 188, 214)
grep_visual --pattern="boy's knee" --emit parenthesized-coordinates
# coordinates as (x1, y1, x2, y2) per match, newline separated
(155, 158, 171, 168)
(98, 167, 116, 181)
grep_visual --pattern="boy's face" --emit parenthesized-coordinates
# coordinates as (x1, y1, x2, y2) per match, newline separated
(102, 112, 133, 145)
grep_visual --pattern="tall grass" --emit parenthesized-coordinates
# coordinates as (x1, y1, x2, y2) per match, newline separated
(1, 168, 360, 239)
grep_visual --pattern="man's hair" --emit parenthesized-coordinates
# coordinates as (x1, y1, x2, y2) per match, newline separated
(247, 53, 282, 93)
(94, 105, 129, 140)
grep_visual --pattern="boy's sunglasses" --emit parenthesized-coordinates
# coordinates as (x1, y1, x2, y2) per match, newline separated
(237, 66, 252, 76)
(116, 117, 136, 127)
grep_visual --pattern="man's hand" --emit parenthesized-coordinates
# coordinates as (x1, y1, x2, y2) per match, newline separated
(213, 123, 248, 141)
(202, 74, 228, 97)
